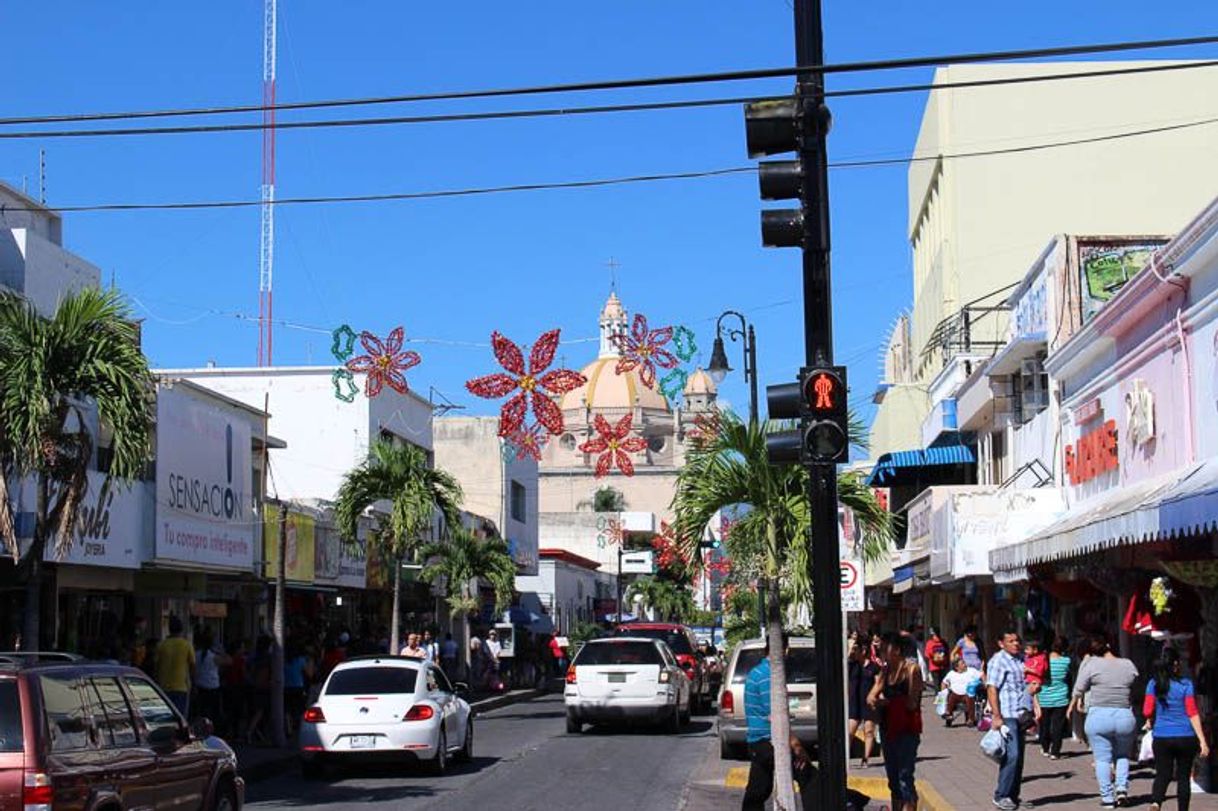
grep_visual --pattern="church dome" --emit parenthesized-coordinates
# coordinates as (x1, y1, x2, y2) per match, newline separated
(683, 367, 717, 396)
(560, 357, 670, 413)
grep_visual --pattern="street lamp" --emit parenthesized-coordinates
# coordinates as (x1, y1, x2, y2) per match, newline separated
(707, 311, 759, 426)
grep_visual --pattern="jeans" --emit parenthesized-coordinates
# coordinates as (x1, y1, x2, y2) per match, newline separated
(995, 723, 1026, 802)
(881, 733, 920, 807)
(1152, 735, 1200, 811)
(1085, 706, 1137, 802)
(1040, 704, 1069, 756)
(167, 690, 190, 719)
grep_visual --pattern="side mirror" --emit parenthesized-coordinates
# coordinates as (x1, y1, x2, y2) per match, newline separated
(453, 682, 469, 696)
(189, 717, 214, 741)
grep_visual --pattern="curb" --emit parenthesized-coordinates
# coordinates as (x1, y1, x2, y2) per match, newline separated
(724, 768, 955, 811)
(237, 687, 552, 785)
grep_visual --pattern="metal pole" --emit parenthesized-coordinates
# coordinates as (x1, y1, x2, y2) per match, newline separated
(617, 545, 623, 625)
(794, 0, 847, 806)
(746, 324, 759, 427)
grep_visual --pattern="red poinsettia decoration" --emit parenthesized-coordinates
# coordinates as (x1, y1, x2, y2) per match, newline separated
(506, 422, 550, 462)
(344, 326, 421, 397)
(612, 313, 679, 389)
(466, 330, 586, 437)
(651, 521, 691, 570)
(580, 413, 648, 477)
(687, 411, 723, 449)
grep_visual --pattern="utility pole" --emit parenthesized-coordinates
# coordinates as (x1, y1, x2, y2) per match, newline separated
(794, 0, 847, 807)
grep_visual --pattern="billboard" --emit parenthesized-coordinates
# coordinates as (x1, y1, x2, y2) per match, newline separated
(155, 386, 255, 571)
(262, 507, 316, 583)
(1078, 241, 1166, 323)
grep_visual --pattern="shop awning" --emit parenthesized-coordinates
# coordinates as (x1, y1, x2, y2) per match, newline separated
(990, 465, 1201, 575)
(867, 442, 976, 485)
(1157, 457, 1218, 538)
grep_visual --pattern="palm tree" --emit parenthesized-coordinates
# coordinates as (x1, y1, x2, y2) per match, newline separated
(418, 525, 517, 618)
(0, 288, 153, 649)
(335, 440, 463, 653)
(625, 576, 695, 622)
(671, 411, 893, 811)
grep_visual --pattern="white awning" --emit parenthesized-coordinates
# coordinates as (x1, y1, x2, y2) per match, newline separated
(990, 465, 1201, 574)
(1158, 457, 1218, 538)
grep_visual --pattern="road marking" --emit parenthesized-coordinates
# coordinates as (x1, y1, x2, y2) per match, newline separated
(724, 768, 954, 810)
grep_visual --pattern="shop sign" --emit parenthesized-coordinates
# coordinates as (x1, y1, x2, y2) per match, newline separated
(1064, 420, 1119, 485)
(1073, 398, 1102, 425)
(17, 470, 151, 570)
(190, 601, 228, 618)
(262, 507, 315, 583)
(1125, 379, 1155, 449)
(1012, 271, 1048, 339)
(155, 386, 255, 571)
(906, 493, 935, 551)
(314, 524, 366, 590)
(620, 550, 655, 574)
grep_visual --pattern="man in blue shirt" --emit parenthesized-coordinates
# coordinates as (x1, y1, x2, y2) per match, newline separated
(987, 628, 1033, 811)
(743, 633, 798, 811)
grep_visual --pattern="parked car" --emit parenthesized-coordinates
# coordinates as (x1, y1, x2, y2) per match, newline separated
(0, 652, 86, 666)
(613, 622, 711, 712)
(717, 636, 818, 760)
(299, 655, 472, 776)
(0, 658, 243, 810)
(699, 640, 724, 697)
(564, 637, 691, 734)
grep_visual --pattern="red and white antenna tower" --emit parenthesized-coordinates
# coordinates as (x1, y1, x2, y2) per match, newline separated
(257, 0, 278, 366)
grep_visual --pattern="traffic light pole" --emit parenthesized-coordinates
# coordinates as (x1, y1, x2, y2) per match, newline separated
(794, 0, 848, 807)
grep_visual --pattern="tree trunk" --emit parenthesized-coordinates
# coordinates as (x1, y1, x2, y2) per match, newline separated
(767, 577, 798, 811)
(390, 554, 402, 655)
(21, 475, 50, 651)
(271, 504, 287, 748)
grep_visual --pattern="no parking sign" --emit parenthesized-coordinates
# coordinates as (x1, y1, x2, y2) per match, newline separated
(839, 506, 865, 613)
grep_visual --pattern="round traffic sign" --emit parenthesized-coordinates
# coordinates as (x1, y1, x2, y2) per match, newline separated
(840, 560, 858, 590)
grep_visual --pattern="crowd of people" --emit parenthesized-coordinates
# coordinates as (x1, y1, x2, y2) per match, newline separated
(844, 624, 1212, 811)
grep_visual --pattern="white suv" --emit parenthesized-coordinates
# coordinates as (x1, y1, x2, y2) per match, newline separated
(564, 637, 691, 733)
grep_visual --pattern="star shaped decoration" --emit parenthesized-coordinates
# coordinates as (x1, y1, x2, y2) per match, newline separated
(579, 413, 648, 477)
(466, 330, 586, 437)
(344, 326, 421, 397)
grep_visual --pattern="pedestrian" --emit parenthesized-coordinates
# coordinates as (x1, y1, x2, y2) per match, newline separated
(847, 639, 879, 766)
(741, 633, 814, 811)
(129, 616, 149, 671)
(193, 627, 229, 727)
(549, 635, 567, 676)
(925, 628, 949, 692)
(1144, 647, 1209, 811)
(400, 633, 426, 659)
(953, 625, 985, 673)
(441, 632, 459, 676)
(422, 630, 439, 664)
(245, 635, 273, 745)
(1074, 634, 1139, 808)
(320, 632, 348, 680)
(485, 629, 503, 689)
(221, 639, 247, 740)
(156, 616, 196, 718)
(987, 627, 1033, 811)
(1039, 635, 1073, 759)
(868, 632, 923, 811)
(942, 656, 981, 727)
(283, 641, 313, 737)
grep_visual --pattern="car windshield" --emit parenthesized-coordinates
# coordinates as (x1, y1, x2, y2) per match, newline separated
(731, 648, 817, 684)
(576, 641, 663, 666)
(0, 680, 21, 752)
(326, 666, 418, 695)
(615, 628, 692, 655)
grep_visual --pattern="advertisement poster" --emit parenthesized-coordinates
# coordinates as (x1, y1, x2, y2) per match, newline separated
(262, 507, 316, 583)
(155, 386, 255, 571)
(314, 523, 367, 590)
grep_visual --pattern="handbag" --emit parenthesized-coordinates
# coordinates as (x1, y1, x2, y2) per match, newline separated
(1139, 730, 1155, 763)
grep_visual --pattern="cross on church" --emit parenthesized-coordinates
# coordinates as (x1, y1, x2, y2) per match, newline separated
(605, 257, 621, 291)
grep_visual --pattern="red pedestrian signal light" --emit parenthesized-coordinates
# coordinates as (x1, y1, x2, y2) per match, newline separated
(806, 371, 842, 412)
(801, 366, 848, 464)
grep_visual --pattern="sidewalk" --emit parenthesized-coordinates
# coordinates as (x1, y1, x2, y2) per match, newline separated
(848, 701, 1218, 810)
(234, 686, 550, 784)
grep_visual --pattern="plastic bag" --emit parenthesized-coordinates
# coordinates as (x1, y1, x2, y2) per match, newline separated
(934, 688, 949, 717)
(1139, 730, 1155, 763)
(980, 728, 1006, 762)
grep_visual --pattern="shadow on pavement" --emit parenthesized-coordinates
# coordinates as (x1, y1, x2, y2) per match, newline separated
(479, 709, 568, 721)
(578, 720, 715, 737)
(247, 756, 502, 805)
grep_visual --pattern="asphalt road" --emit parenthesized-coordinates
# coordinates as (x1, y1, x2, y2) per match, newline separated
(244, 693, 717, 811)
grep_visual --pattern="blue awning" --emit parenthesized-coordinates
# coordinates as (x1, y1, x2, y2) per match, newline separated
(867, 443, 976, 485)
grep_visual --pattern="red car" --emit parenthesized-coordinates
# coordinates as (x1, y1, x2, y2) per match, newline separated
(613, 623, 712, 712)
(0, 658, 243, 810)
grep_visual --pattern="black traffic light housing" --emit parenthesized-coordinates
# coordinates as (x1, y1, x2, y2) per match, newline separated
(764, 366, 849, 466)
(744, 97, 804, 248)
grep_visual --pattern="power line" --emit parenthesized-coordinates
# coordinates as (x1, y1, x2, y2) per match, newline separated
(4, 60, 1217, 141)
(1, 33, 1214, 126)
(9, 114, 1215, 214)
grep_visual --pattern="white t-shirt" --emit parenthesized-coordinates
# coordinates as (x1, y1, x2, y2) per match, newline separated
(942, 667, 982, 696)
(196, 648, 221, 690)
(487, 639, 502, 660)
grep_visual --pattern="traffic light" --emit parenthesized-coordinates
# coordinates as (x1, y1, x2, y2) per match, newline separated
(699, 532, 722, 550)
(764, 367, 849, 466)
(744, 97, 804, 248)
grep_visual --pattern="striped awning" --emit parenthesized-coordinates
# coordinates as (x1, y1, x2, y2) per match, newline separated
(867, 443, 976, 485)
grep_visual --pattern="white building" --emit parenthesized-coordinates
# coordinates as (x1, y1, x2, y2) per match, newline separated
(0, 181, 100, 317)
(515, 549, 616, 635)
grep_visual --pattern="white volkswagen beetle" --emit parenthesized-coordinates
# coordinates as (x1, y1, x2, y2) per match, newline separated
(299, 655, 473, 776)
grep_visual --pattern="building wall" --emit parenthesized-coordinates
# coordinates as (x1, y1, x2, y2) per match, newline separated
(868, 385, 930, 456)
(539, 467, 679, 519)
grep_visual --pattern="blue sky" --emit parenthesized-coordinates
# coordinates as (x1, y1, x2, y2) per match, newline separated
(2, 2, 1215, 435)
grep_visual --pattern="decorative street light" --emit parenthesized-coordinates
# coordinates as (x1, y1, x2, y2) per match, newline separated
(707, 310, 759, 426)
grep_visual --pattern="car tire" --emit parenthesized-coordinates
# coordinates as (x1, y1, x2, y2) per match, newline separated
(566, 711, 582, 734)
(426, 728, 448, 776)
(211, 779, 239, 811)
(454, 718, 474, 763)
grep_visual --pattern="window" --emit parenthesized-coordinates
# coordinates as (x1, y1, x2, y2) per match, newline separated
(432, 667, 454, 694)
(613, 627, 693, 655)
(574, 641, 664, 666)
(325, 667, 418, 696)
(124, 678, 180, 745)
(39, 675, 91, 751)
(87, 677, 137, 747)
(559, 433, 576, 451)
(425, 668, 439, 692)
(1013, 356, 1049, 424)
(0, 680, 23, 752)
(510, 481, 527, 523)
(647, 435, 665, 453)
(731, 648, 818, 684)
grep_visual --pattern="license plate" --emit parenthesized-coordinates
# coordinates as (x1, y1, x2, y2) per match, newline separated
(349, 735, 375, 749)
(789, 697, 801, 711)
(608, 673, 626, 683)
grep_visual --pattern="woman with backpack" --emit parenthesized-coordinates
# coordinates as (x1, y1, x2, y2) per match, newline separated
(1144, 647, 1210, 811)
